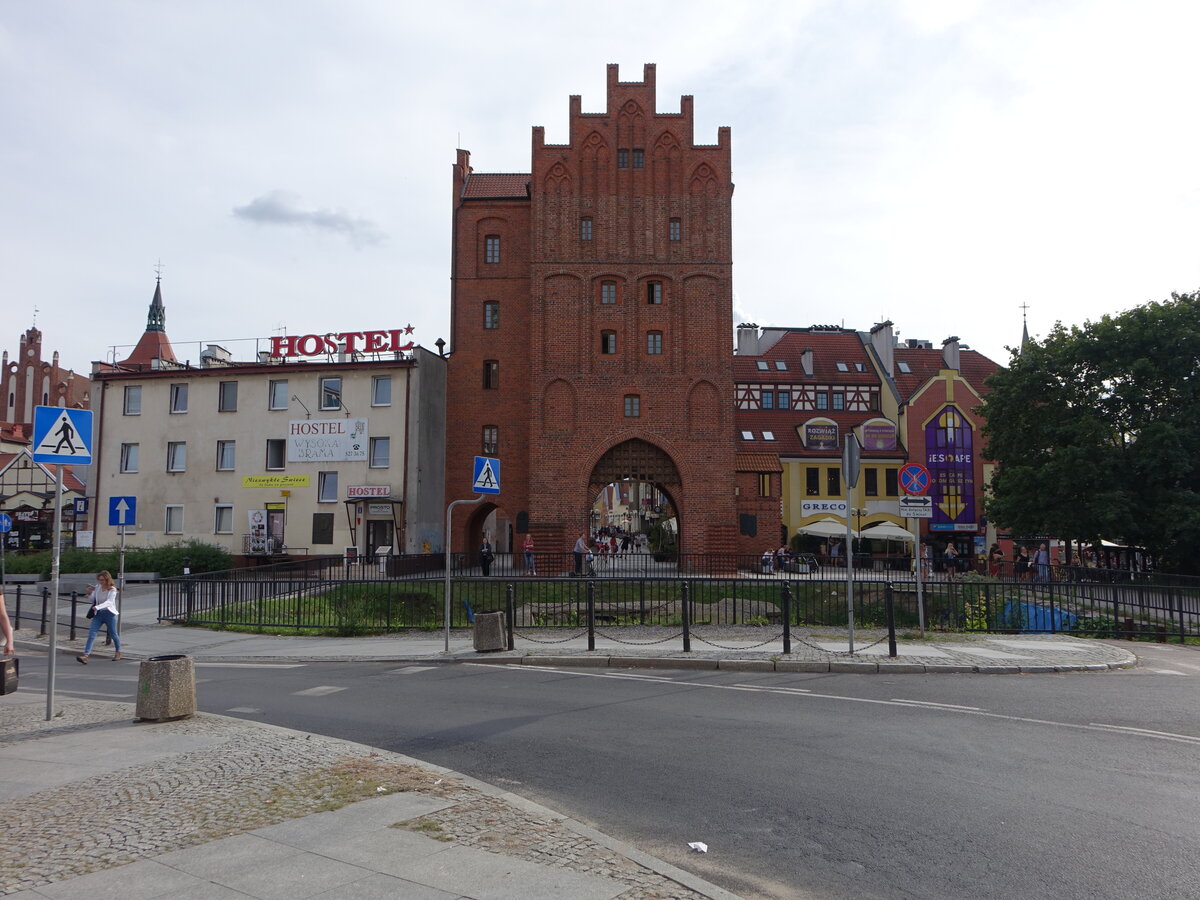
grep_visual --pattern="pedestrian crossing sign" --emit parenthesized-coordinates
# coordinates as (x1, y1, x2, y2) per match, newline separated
(472, 456, 501, 494)
(32, 406, 94, 464)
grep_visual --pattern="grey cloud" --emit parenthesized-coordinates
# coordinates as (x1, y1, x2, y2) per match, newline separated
(233, 190, 386, 247)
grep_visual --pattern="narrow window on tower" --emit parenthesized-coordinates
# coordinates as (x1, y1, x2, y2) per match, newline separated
(482, 425, 498, 455)
(580, 217, 593, 241)
(482, 360, 499, 390)
(646, 331, 663, 355)
(669, 218, 681, 241)
(617, 149, 629, 169)
(624, 395, 641, 417)
(600, 331, 617, 355)
(483, 302, 499, 329)
(632, 149, 644, 168)
(647, 281, 663, 304)
(600, 281, 617, 305)
(484, 235, 501, 264)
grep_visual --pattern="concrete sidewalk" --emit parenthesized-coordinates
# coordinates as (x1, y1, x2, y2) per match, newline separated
(1, 693, 738, 899)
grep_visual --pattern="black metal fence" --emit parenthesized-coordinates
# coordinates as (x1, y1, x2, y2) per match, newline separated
(156, 570, 1200, 641)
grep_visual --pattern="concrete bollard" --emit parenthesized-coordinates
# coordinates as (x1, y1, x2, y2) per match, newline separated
(136, 654, 196, 721)
(473, 611, 507, 652)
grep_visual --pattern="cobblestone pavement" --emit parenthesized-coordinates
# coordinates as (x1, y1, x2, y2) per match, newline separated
(0, 700, 721, 899)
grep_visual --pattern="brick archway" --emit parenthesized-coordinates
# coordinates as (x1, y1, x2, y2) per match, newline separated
(588, 439, 681, 489)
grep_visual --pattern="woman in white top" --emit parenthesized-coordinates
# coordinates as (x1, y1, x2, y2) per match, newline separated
(77, 570, 121, 663)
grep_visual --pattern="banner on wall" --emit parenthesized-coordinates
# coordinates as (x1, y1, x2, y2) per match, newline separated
(925, 406, 977, 532)
(802, 420, 839, 452)
(861, 420, 898, 451)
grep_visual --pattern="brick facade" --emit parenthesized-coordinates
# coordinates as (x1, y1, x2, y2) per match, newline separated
(447, 64, 738, 557)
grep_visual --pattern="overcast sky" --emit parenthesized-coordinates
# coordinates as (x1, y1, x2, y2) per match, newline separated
(3, 0, 1198, 375)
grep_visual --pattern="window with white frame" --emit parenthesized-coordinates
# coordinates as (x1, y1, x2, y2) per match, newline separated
(165, 505, 184, 534)
(123, 385, 141, 415)
(482, 425, 498, 455)
(600, 331, 617, 354)
(369, 437, 390, 468)
(483, 301, 499, 329)
(214, 504, 233, 534)
(218, 381, 237, 412)
(269, 379, 289, 410)
(266, 439, 286, 470)
(669, 218, 681, 241)
(372, 375, 392, 406)
(166, 442, 186, 472)
(600, 281, 617, 304)
(624, 395, 640, 417)
(647, 281, 663, 304)
(216, 440, 236, 471)
(580, 217, 593, 241)
(646, 331, 663, 355)
(317, 471, 338, 502)
(319, 377, 341, 411)
(119, 443, 139, 473)
(169, 383, 188, 413)
(485, 235, 501, 263)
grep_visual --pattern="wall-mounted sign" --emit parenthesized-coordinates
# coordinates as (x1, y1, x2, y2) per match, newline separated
(347, 485, 391, 499)
(270, 328, 415, 358)
(801, 499, 848, 517)
(242, 475, 311, 488)
(288, 419, 368, 463)
(925, 405, 977, 530)
(802, 420, 839, 452)
(367, 503, 392, 516)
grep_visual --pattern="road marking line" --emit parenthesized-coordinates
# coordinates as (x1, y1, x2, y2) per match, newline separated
(1147, 669, 1187, 675)
(293, 685, 346, 696)
(56, 689, 132, 699)
(197, 663, 306, 668)
(227, 707, 263, 714)
(1087, 723, 1200, 745)
(889, 699, 982, 711)
(385, 666, 438, 674)
(482, 666, 1200, 746)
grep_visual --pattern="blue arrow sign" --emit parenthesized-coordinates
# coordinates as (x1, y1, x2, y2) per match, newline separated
(31, 406, 94, 464)
(472, 456, 501, 494)
(109, 496, 137, 527)
(0, 513, 12, 533)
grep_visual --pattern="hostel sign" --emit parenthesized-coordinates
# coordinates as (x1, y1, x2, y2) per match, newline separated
(270, 327, 414, 358)
(288, 419, 368, 463)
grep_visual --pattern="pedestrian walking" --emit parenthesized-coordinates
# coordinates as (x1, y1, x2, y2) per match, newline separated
(573, 534, 588, 575)
(0, 589, 14, 657)
(1034, 542, 1050, 582)
(988, 543, 1004, 577)
(77, 570, 121, 663)
(479, 536, 494, 576)
(522, 534, 536, 575)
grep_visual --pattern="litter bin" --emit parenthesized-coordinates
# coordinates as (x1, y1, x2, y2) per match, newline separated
(473, 611, 507, 652)
(136, 654, 196, 721)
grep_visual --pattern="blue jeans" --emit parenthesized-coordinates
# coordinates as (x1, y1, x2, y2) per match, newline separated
(83, 609, 120, 655)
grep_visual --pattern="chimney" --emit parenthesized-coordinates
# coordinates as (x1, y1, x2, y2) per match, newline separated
(942, 336, 961, 371)
(735, 323, 759, 356)
(870, 321, 895, 377)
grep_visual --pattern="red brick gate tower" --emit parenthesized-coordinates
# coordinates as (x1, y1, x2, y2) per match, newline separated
(448, 64, 737, 559)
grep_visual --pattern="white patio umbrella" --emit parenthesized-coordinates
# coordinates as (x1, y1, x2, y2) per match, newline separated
(860, 522, 916, 542)
(797, 517, 859, 539)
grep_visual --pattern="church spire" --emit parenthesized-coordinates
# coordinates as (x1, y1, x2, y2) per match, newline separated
(147, 276, 166, 333)
(1019, 302, 1030, 353)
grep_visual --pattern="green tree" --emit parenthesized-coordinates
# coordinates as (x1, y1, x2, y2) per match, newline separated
(981, 291, 1200, 572)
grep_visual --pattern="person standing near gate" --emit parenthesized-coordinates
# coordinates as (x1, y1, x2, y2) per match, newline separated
(77, 571, 121, 663)
(1034, 542, 1051, 582)
(479, 535, 494, 577)
(523, 534, 537, 576)
(573, 534, 588, 575)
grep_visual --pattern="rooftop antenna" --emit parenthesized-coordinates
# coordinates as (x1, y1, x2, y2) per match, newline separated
(32, 304, 39, 327)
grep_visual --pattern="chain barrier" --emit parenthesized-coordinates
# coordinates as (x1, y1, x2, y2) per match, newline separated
(510, 628, 589, 645)
(689, 631, 787, 650)
(788, 633, 891, 656)
(592, 628, 685, 646)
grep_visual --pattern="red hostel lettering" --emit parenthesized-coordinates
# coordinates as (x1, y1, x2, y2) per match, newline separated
(290, 421, 347, 435)
(269, 328, 417, 358)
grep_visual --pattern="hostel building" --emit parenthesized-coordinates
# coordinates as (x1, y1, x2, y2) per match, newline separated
(89, 282, 446, 561)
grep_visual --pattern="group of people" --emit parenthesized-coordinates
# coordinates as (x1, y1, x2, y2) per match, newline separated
(760, 546, 799, 573)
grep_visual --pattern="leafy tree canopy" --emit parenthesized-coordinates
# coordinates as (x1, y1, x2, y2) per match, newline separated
(981, 291, 1200, 572)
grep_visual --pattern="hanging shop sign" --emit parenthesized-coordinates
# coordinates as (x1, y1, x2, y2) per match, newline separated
(288, 419, 368, 463)
(242, 475, 311, 488)
(269, 327, 415, 358)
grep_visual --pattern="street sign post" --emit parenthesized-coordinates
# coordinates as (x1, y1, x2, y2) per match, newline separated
(841, 435, 863, 653)
(472, 456, 501, 494)
(0, 512, 10, 597)
(899, 496, 934, 518)
(898, 463, 932, 638)
(109, 497, 138, 603)
(898, 463, 931, 496)
(446, 458, 502, 651)
(31, 406, 94, 721)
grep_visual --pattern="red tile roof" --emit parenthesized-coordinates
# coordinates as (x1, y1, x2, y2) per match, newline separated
(461, 174, 530, 199)
(892, 349, 1001, 401)
(121, 331, 177, 368)
(735, 452, 783, 472)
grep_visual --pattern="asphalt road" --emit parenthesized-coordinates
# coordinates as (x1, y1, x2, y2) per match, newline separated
(23, 644, 1200, 900)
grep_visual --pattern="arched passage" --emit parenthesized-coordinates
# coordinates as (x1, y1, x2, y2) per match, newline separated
(587, 439, 682, 554)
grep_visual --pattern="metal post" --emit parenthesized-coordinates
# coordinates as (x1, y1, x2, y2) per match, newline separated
(505, 583, 515, 651)
(782, 583, 792, 655)
(586, 581, 596, 651)
(845, 510, 856, 654)
(681, 580, 691, 652)
(912, 523, 925, 637)
(444, 496, 485, 653)
(46, 465, 64, 721)
(69, 591, 78, 641)
(885, 582, 897, 657)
